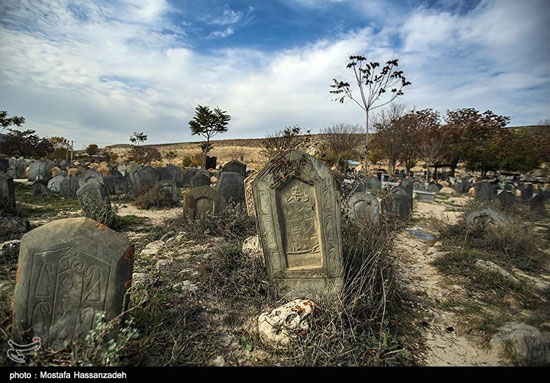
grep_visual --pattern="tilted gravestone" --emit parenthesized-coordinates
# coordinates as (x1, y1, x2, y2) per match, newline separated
(244, 171, 259, 217)
(183, 185, 225, 219)
(76, 180, 115, 227)
(455, 179, 472, 194)
(348, 191, 379, 224)
(0, 172, 16, 214)
(221, 160, 246, 178)
(474, 181, 497, 201)
(191, 172, 210, 188)
(12, 217, 134, 349)
(252, 150, 344, 299)
(217, 172, 245, 204)
(205, 156, 217, 170)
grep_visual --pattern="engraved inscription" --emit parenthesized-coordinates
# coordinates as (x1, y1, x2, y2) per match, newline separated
(277, 178, 322, 269)
(27, 247, 111, 348)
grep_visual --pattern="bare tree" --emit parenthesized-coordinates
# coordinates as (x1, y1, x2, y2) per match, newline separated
(318, 123, 363, 173)
(370, 103, 408, 174)
(330, 56, 411, 174)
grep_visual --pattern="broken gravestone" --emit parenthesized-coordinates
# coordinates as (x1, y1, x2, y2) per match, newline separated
(12, 217, 134, 350)
(183, 185, 225, 219)
(464, 206, 507, 228)
(252, 150, 344, 299)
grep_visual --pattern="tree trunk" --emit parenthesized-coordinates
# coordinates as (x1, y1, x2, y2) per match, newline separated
(364, 111, 369, 176)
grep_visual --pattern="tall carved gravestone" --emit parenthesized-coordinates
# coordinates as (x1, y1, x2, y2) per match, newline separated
(13, 218, 134, 349)
(252, 150, 344, 299)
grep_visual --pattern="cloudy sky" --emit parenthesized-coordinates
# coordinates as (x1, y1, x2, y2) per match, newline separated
(0, 0, 549, 149)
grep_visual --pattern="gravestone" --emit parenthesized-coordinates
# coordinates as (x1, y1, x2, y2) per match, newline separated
(59, 176, 80, 199)
(415, 190, 435, 201)
(365, 175, 381, 191)
(128, 166, 159, 193)
(530, 193, 546, 215)
(456, 179, 472, 194)
(427, 181, 442, 193)
(348, 191, 379, 224)
(47, 175, 65, 193)
(76, 180, 115, 227)
(474, 181, 497, 201)
(465, 207, 507, 228)
(244, 171, 259, 217)
(155, 180, 179, 204)
(31, 181, 49, 197)
(28, 161, 54, 184)
(103, 173, 128, 195)
(205, 156, 217, 170)
(191, 173, 210, 188)
(382, 191, 412, 219)
(12, 217, 134, 349)
(412, 179, 425, 191)
(499, 190, 516, 209)
(399, 180, 414, 209)
(217, 172, 245, 204)
(521, 184, 533, 202)
(0, 158, 9, 172)
(77, 169, 104, 189)
(183, 185, 225, 219)
(160, 164, 185, 187)
(221, 160, 246, 178)
(0, 172, 16, 214)
(181, 168, 198, 188)
(252, 150, 344, 299)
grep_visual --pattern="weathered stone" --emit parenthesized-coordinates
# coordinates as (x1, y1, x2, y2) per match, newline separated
(181, 168, 198, 188)
(77, 169, 104, 189)
(415, 190, 435, 201)
(8, 158, 28, 179)
(0, 158, 9, 172)
(464, 207, 507, 228)
(128, 166, 160, 193)
(475, 259, 519, 283)
(412, 179, 425, 191)
(365, 175, 381, 191)
(382, 191, 412, 219)
(242, 235, 264, 263)
(474, 181, 497, 201)
(439, 186, 454, 195)
(348, 191, 379, 224)
(244, 171, 259, 217)
(0, 172, 16, 214)
(76, 180, 115, 227)
(191, 173, 210, 188)
(140, 240, 165, 257)
(205, 156, 217, 170)
(28, 161, 54, 184)
(47, 175, 65, 193)
(257, 299, 315, 349)
(490, 322, 550, 365)
(217, 172, 245, 204)
(405, 228, 438, 243)
(155, 180, 179, 204)
(499, 190, 516, 209)
(530, 193, 546, 215)
(103, 174, 128, 195)
(0, 239, 20, 259)
(0, 216, 30, 236)
(59, 176, 79, 199)
(455, 179, 472, 194)
(183, 185, 225, 219)
(13, 217, 134, 349)
(521, 184, 534, 202)
(253, 150, 344, 299)
(427, 181, 442, 193)
(221, 160, 246, 178)
(159, 164, 184, 187)
(31, 180, 49, 197)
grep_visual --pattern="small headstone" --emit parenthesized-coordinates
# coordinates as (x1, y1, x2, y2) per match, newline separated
(31, 181, 49, 197)
(103, 174, 128, 195)
(181, 168, 198, 188)
(382, 191, 412, 219)
(348, 191, 379, 224)
(464, 207, 507, 228)
(521, 184, 534, 202)
(47, 175, 65, 193)
(183, 185, 225, 219)
(365, 175, 381, 191)
(77, 169, 104, 189)
(498, 190, 516, 209)
(217, 172, 245, 204)
(530, 193, 546, 215)
(76, 180, 115, 227)
(412, 179, 425, 191)
(427, 181, 442, 193)
(252, 150, 343, 299)
(191, 172, 210, 188)
(59, 176, 80, 199)
(13, 217, 134, 349)
(155, 180, 179, 204)
(0, 172, 16, 214)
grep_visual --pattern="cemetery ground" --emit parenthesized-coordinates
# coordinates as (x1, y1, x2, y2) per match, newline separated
(1, 181, 549, 366)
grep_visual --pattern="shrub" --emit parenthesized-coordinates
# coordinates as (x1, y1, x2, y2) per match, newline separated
(134, 185, 178, 210)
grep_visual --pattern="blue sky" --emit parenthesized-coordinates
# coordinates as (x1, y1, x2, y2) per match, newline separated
(0, 0, 549, 149)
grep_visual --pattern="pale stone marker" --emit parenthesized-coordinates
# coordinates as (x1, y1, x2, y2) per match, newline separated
(183, 185, 225, 219)
(348, 191, 379, 224)
(13, 217, 134, 349)
(252, 150, 344, 299)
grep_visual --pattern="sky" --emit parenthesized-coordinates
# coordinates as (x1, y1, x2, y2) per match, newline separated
(0, 0, 549, 149)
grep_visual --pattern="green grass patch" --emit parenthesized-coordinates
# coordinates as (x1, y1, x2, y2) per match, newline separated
(14, 183, 80, 217)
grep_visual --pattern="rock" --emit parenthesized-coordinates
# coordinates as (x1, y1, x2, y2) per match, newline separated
(140, 240, 165, 257)
(76, 180, 115, 227)
(0, 216, 30, 236)
(242, 235, 264, 262)
(257, 299, 315, 349)
(31, 180, 49, 197)
(490, 322, 550, 365)
(131, 272, 153, 288)
(439, 187, 454, 195)
(405, 228, 438, 243)
(173, 280, 199, 293)
(156, 259, 175, 273)
(0, 239, 20, 259)
(208, 355, 226, 367)
(475, 259, 518, 283)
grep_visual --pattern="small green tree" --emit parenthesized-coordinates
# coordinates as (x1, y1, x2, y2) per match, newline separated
(188, 105, 231, 168)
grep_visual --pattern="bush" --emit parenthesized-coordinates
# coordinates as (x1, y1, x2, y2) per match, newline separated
(134, 186, 178, 210)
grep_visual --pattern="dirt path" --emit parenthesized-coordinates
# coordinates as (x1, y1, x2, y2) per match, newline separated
(117, 204, 182, 226)
(395, 199, 505, 366)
